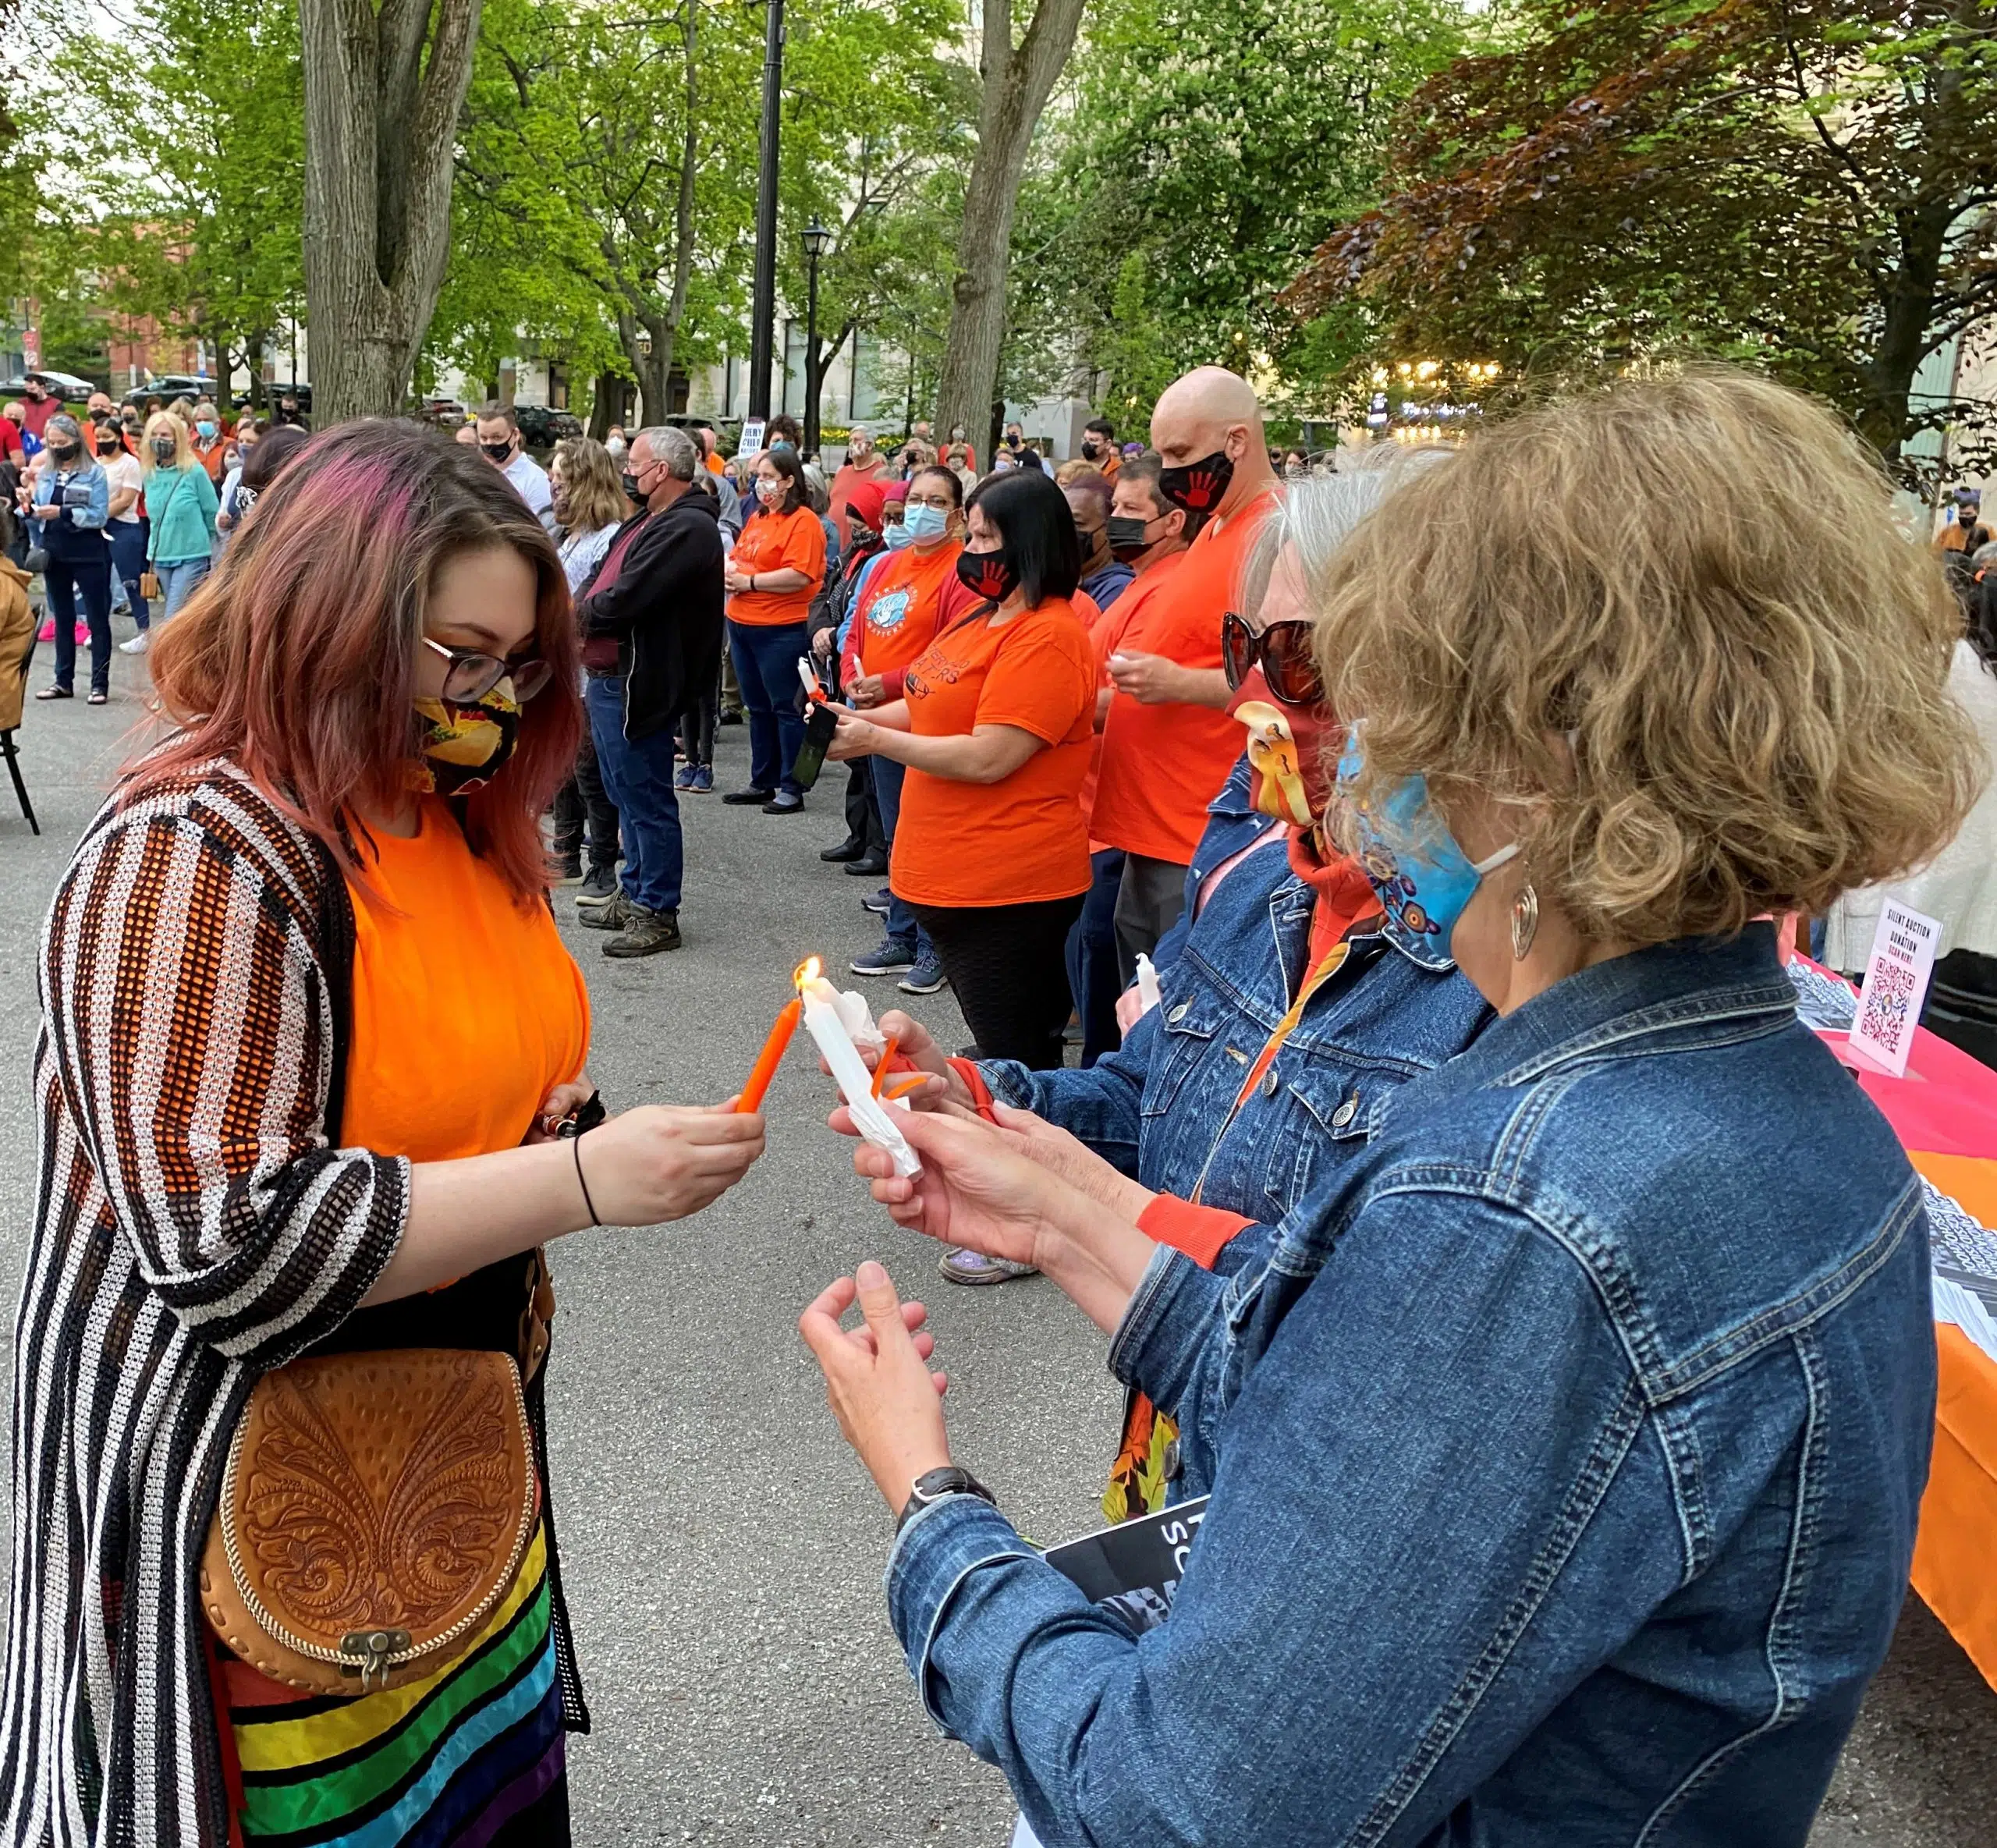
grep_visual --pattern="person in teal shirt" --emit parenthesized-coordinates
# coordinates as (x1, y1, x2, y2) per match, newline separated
(142, 411, 220, 625)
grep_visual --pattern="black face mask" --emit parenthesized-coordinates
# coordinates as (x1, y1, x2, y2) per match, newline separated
(1106, 513, 1161, 561)
(956, 547, 1019, 605)
(1157, 447, 1234, 515)
(151, 438, 177, 461)
(620, 471, 644, 501)
(848, 523, 879, 550)
(481, 442, 513, 464)
(1080, 440, 1101, 460)
(48, 443, 80, 464)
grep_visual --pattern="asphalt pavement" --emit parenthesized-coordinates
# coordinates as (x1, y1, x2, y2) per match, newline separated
(1, 651, 1994, 1845)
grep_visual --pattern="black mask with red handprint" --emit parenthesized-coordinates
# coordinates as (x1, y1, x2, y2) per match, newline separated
(955, 546, 1019, 604)
(1157, 448, 1235, 516)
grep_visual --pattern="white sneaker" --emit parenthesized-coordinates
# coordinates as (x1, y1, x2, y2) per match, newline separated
(119, 632, 149, 654)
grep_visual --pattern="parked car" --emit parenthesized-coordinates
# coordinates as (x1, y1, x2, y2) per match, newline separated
(119, 374, 218, 408)
(2, 370, 105, 403)
(513, 403, 583, 447)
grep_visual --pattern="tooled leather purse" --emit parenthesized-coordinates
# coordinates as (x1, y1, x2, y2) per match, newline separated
(200, 1250, 557, 1696)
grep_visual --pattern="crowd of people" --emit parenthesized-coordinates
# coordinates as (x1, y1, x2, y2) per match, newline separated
(3, 356, 1997, 1848)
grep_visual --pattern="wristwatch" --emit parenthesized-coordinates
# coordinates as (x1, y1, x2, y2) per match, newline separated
(897, 1465, 997, 1534)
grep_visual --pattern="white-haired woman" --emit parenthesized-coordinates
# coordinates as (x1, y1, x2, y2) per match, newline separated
(142, 410, 219, 625)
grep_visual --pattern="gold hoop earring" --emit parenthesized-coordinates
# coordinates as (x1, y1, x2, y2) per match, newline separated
(1511, 870, 1540, 962)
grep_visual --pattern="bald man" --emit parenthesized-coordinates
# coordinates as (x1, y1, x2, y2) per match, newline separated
(1090, 367, 1283, 982)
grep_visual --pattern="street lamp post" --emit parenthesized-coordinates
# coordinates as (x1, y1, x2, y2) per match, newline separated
(747, 0, 786, 421)
(800, 218, 834, 456)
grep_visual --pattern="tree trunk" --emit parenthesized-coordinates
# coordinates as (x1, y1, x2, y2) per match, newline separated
(934, 0, 1088, 439)
(299, 0, 484, 424)
(1858, 197, 1956, 464)
(587, 372, 622, 439)
(246, 332, 267, 411)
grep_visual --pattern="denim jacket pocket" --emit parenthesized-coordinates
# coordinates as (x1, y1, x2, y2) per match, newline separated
(1138, 995, 1222, 1121)
(1262, 1065, 1397, 1217)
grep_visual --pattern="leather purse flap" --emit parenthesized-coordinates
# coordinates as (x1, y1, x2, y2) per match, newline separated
(203, 1348, 537, 1697)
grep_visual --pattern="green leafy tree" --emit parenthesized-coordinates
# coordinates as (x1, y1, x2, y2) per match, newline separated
(1007, 0, 1461, 429)
(1294, 0, 1997, 467)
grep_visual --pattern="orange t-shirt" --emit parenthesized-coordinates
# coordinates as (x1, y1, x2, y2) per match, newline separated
(344, 800, 591, 1162)
(728, 505, 826, 626)
(856, 541, 964, 678)
(1079, 552, 1185, 839)
(1090, 495, 1275, 865)
(890, 598, 1096, 908)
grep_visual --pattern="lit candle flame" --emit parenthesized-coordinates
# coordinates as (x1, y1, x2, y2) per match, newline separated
(793, 955, 822, 990)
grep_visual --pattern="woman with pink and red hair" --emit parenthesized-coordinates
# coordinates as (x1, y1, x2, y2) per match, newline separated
(2, 419, 765, 1843)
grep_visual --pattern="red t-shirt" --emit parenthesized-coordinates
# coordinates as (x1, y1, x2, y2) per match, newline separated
(20, 397, 59, 442)
(0, 418, 21, 463)
(1090, 496, 1276, 864)
(891, 598, 1096, 908)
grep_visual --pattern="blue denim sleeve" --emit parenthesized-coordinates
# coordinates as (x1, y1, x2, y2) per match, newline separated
(978, 1003, 1165, 1179)
(889, 1187, 1680, 1846)
(72, 466, 110, 531)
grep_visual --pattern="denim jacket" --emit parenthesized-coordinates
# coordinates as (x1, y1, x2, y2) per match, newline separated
(34, 460, 109, 566)
(982, 826, 1492, 1270)
(889, 927, 1933, 1846)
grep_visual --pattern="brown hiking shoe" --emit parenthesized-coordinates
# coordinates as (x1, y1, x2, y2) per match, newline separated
(603, 906, 682, 956)
(579, 891, 634, 931)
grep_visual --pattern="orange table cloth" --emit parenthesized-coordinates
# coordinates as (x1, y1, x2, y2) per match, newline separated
(1800, 958, 1997, 1690)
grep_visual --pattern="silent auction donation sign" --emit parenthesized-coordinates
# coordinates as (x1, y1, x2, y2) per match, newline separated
(1851, 899, 1942, 1080)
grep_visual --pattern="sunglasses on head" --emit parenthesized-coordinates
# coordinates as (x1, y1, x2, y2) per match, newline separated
(1221, 610, 1321, 707)
(422, 636, 555, 704)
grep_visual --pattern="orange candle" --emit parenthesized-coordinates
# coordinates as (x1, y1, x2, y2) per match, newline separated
(736, 997, 801, 1112)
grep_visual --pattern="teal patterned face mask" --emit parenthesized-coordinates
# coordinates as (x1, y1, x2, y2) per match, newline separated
(1336, 733, 1517, 949)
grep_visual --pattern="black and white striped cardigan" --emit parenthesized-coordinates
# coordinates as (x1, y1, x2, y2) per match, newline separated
(2, 761, 408, 1845)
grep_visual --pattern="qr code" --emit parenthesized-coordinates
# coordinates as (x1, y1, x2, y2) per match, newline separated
(1859, 957, 1918, 1055)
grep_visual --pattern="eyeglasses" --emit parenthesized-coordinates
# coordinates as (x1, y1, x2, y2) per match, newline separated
(421, 636, 554, 703)
(1221, 610, 1321, 707)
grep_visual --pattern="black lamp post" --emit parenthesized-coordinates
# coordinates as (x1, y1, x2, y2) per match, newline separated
(747, 0, 786, 421)
(800, 217, 834, 456)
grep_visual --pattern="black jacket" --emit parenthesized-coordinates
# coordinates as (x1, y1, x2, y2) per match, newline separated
(577, 488, 725, 743)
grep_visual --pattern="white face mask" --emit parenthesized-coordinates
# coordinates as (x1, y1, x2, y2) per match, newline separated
(606, 437, 626, 459)
(756, 477, 785, 506)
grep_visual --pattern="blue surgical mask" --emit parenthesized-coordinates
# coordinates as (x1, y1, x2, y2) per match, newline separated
(1337, 734, 1517, 951)
(197, 420, 217, 439)
(901, 503, 949, 543)
(883, 518, 915, 551)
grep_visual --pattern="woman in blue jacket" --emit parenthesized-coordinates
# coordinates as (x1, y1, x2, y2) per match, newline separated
(27, 414, 112, 703)
(803, 371, 1984, 1846)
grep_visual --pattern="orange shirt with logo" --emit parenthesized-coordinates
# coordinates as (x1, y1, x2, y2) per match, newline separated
(890, 598, 1096, 909)
(856, 541, 967, 679)
(1090, 495, 1275, 865)
(727, 504, 825, 626)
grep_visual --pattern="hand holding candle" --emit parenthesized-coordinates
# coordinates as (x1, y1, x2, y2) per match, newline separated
(794, 957, 923, 1178)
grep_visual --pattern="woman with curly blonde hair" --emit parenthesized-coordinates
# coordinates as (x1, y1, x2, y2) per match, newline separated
(801, 367, 1984, 1846)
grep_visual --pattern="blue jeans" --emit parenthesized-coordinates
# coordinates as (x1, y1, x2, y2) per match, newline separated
(46, 552, 113, 695)
(108, 522, 150, 629)
(727, 618, 810, 796)
(871, 755, 933, 958)
(155, 555, 210, 624)
(1063, 848, 1126, 1067)
(586, 676, 683, 913)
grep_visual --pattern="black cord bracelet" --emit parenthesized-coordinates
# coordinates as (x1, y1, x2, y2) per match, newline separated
(572, 1134, 601, 1226)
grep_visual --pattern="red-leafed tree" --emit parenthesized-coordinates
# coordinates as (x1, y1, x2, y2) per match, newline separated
(1291, 0, 1997, 469)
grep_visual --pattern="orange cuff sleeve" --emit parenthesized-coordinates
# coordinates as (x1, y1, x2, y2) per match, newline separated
(949, 1057, 1000, 1124)
(1137, 1194, 1254, 1271)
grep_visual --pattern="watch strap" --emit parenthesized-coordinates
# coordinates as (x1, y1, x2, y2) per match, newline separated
(897, 1465, 995, 1534)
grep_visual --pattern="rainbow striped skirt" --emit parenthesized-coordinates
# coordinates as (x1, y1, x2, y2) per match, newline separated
(222, 1525, 568, 1846)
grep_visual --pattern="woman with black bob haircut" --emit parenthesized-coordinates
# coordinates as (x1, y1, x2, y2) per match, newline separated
(829, 463, 1098, 1076)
